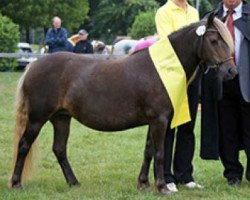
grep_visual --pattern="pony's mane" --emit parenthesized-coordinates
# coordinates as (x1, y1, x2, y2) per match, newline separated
(169, 21, 200, 37)
(170, 17, 234, 54)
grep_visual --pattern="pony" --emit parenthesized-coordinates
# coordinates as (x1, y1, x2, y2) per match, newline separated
(91, 40, 111, 55)
(10, 13, 237, 195)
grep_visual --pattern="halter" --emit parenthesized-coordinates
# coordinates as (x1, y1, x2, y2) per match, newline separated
(198, 27, 234, 71)
(214, 56, 233, 67)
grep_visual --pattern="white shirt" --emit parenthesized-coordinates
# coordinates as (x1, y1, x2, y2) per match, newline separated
(113, 40, 139, 55)
(223, 2, 243, 66)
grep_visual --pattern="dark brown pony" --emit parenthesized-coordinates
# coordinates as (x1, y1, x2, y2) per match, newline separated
(10, 13, 237, 194)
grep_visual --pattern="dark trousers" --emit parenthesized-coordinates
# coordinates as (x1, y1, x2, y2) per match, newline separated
(219, 76, 250, 181)
(163, 73, 200, 183)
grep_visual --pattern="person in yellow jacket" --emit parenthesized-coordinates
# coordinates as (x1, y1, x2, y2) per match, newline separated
(154, 0, 203, 192)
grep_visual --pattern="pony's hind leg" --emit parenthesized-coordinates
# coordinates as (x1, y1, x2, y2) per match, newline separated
(11, 122, 43, 188)
(137, 128, 154, 191)
(50, 114, 79, 186)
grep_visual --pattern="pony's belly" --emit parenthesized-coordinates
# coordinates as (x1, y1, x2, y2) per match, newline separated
(66, 93, 148, 131)
(76, 115, 147, 132)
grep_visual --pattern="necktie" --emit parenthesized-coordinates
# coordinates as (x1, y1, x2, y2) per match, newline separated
(226, 9, 235, 63)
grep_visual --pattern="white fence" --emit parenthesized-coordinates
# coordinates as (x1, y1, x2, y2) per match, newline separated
(0, 53, 126, 71)
(0, 53, 124, 60)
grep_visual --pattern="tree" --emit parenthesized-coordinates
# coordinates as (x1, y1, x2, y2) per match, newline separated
(90, 0, 159, 43)
(46, 0, 89, 32)
(82, 0, 100, 36)
(0, 0, 49, 42)
(0, 0, 89, 42)
(129, 10, 157, 39)
(209, 0, 221, 7)
(199, 0, 213, 17)
(155, 0, 165, 6)
(0, 14, 19, 70)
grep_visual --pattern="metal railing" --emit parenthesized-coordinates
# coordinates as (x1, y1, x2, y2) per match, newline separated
(0, 52, 46, 58)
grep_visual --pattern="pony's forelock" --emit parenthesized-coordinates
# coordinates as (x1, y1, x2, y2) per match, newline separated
(213, 17, 234, 54)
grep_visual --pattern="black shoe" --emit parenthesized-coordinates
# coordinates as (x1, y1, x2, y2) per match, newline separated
(227, 178, 241, 186)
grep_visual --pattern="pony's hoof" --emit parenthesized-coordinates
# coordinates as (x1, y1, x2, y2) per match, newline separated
(69, 181, 80, 187)
(156, 185, 171, 195)
(137, 181, 150, 192)
(10, 182, 22, 189)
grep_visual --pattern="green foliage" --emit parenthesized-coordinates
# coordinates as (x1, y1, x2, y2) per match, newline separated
(188, 0, 196, 6)
(0, 0, 49, 28)
(90, 0, 159, 43)
(129, 10, 157, 39)
(199, 0, 213, 17)
(155, 0, 166, 6)
(47, 0, 89, 32)
(0, 0, 89, 34)
(0, 14, 19, 71)
(209, 0, 221, 6)
(1, 0, 250, 45)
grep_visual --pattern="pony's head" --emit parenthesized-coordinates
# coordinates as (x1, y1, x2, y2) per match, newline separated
(199, 12, 237, 81)
(92, 40, 106, 54)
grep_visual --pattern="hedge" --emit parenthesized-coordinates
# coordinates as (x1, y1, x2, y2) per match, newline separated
(129, 10, 157, 39)
(0, 14, 20, 71)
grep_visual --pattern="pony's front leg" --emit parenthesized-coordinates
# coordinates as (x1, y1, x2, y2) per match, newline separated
(137, 128, 154, 191)
(149, 117, 170, 195)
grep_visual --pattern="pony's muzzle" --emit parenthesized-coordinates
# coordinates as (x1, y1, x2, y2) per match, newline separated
(225, 65, 238, 80)
(228, 65, 238, 77)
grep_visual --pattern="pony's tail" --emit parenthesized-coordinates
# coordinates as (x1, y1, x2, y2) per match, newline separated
(11, 64, 37, 184)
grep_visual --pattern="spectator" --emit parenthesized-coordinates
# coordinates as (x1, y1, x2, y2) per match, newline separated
(44, 16, 68, 53)
(73, 29, 93, 54)
(154, 0, 202, 192)
(202, 0, 250, 186)
(112, 39, 139, 56)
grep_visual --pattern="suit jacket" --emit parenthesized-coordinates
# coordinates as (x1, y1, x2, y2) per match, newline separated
(200, 1, 250, 160)
(215, 1, 250, 101)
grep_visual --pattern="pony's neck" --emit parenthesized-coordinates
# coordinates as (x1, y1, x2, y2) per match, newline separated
(168, 27, 201, 81)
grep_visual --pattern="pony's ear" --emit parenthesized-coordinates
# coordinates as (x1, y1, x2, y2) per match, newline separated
(220, 15, 227, 23)
(207, 12, 216, 27)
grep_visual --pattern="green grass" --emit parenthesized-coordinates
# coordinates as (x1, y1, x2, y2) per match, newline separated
(0, 72, 250, 199)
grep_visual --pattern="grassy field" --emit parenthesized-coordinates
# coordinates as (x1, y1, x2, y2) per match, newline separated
(0, 72, 250, 200)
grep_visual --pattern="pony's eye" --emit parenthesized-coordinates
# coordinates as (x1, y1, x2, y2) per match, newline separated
(211, 40, 218, 45)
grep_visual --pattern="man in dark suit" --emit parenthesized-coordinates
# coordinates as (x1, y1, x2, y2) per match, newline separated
(201, 0, 250, 186)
